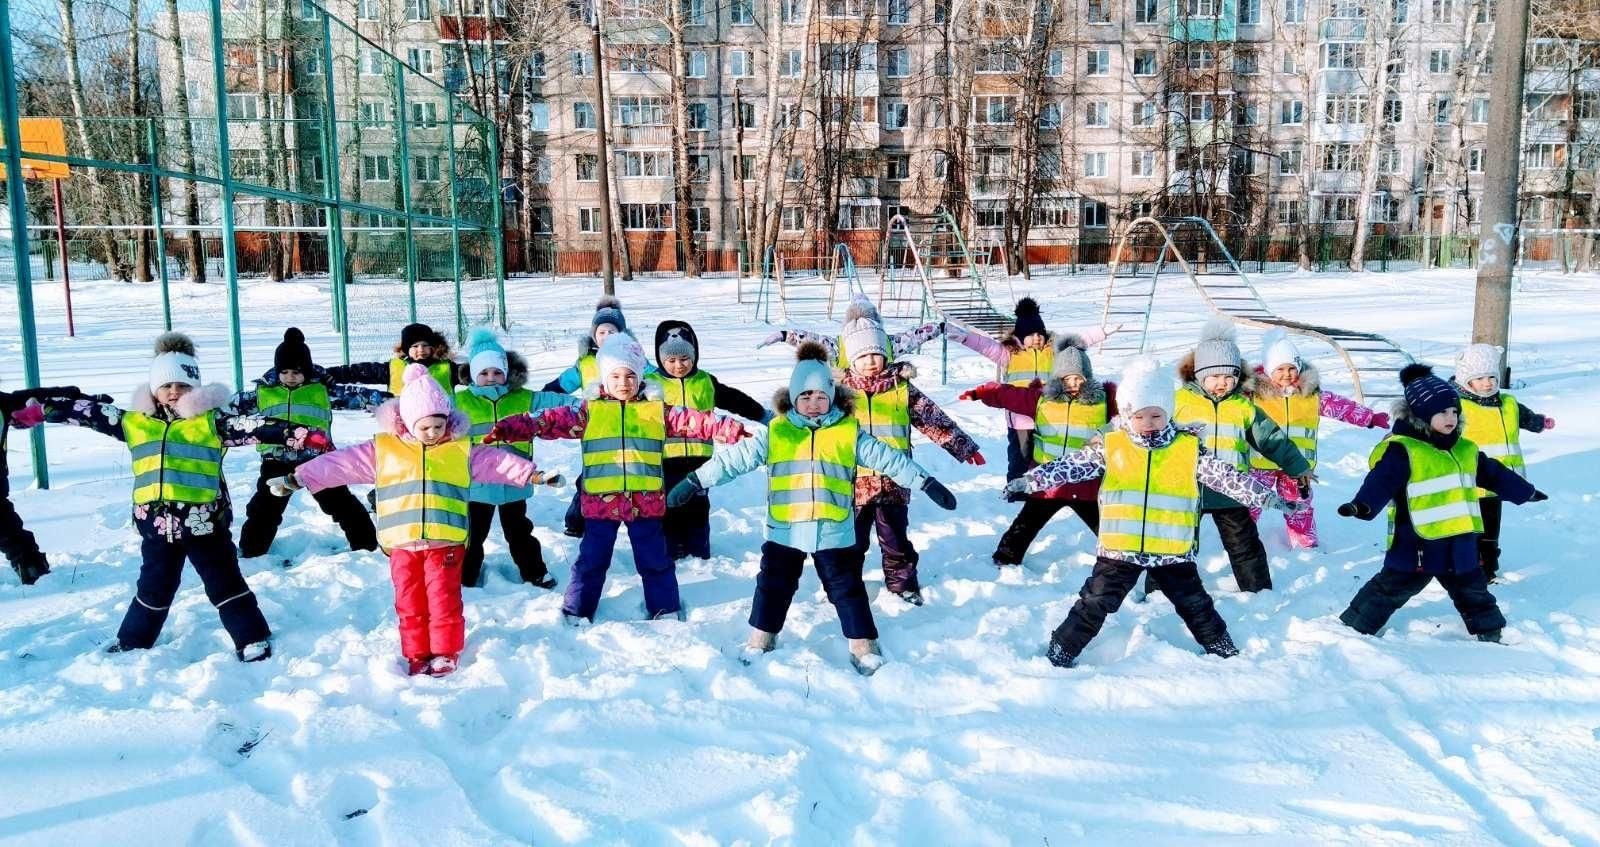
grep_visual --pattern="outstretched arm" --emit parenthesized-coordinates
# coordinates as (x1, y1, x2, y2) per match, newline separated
(328, 383, 393, 411)
(293, 441, 377, 492)
(1197, 456, 1289, 511)
(709, 375, 771, 423)
(689, 430, 770, 488)
(1319, 390, 1386, 428)
(30, 396, 130, 441)
(906, 383, 982, 462)
(214, 413, 328, 451)
(1018, 443, 1107, 492)
(889, 322, 943, 356)
(666, 405, 750, 444)
(323, 360, 391, 386)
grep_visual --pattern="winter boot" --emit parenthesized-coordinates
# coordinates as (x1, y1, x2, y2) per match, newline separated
(105, 640, 140, 655)
(650, 608, 686, 622)
(848, 638, 885, 676)
(896, 588, 925, 606)
(526, 572, 559, 590)
(561, 612, 590, 627)
(516, 555, 555, 588)
(1476, 629, 1504, 644)
(1202, 634, 1240, 658)
(13, 555, 49, 586)
(991, 542, 1023, 568)
(236, 641, 273, 663)
(1045, 639, 1077, 669)
(405, 656, 432, 676)
(425, 654, 460, 677)
(740, 629, 776, 665)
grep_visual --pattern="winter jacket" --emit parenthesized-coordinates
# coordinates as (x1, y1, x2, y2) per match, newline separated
(838, 362, 979, 505)
(325, 356, 459, 392)
(952, 326, 1110, 430)
(1, 385, 101, 474)
(493, 381, 747, 522)
(1249, 363, 1386, 429)
(1020, 420, 1288, 567)
(691, 385, 930, 553)
(779, 321, 944, 368)
(1175, 352, 1311, 510)
(36, 384, 323, 542)
(456, 349, 580, 418)
(1348, 407, 1537, 576)
(292, 401, 542, 551)
(1451, 379, 1547, 435)
(649, 319, 772, 481)
(230, 365, 391, 463)
(541, 333, 659, 394)
(969, 379, 1118, 501)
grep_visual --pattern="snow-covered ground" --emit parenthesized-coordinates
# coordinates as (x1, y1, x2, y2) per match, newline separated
(2, 266, 1599, 845)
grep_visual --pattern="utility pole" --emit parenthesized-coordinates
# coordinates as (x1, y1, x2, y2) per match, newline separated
(589, 0, 615, 294)
(1472, 0, 1531, 370)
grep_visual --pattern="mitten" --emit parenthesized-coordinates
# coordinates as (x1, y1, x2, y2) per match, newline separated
(485, 413, 537, 444)
(1369, 412, 1391, 430)
(9, 399, 45, 429)
(1529, 490, 1549, 502)
(965, 451, 987, 466)
(1544, 416, 1555, 431)
(757, 330, 786, 349)
(533, 471, 565, 488)
(301, 431, 333, 453)
(712, 417, 751, 443)
(667, 477, 703, 508)
(1002, 477, 1031, 501)
(921, 477, 957, 510)
(942, 322, 969, 343)
(267, 475, 302, 497)
(1336, 501, 1371, 518)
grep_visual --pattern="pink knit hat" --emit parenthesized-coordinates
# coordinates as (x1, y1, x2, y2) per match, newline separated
(398, 363, 454, 432)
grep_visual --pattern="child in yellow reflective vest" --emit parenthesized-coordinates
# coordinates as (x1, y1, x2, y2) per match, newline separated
(646, 319, 769, 562)
(668, 342, 958, 676)
(454, 326, 579, 589)
(1337, 365, 1544, 643)
(1245, 328, 1391, 550)
(485, 333, 750, 624)
(11, 333, 330, 662)
(324, 322, 459, 396)
(1006, 358, 1301, 669)
(274, 364, 559, 677)
(231, 327, 391, 560)
(1451, 343, 1554, 580)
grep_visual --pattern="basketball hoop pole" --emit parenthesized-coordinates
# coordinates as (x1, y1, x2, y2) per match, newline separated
(51, 177, 74, 337)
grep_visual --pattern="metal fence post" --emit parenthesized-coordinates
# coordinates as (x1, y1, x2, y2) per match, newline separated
(319, 8, 350, 363)
(208, 0, 246, 390)
(486, 115, 506, 335)
(0, 5, 50, 488)
(146, 118, 172, 330)
(392, 56, 419, 326)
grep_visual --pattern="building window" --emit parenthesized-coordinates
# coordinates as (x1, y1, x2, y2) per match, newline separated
(730, 50, 753, 77)
(687, 50, 707, 78)
(1428, 49, 1452, 74)
(1280, 99, 1304, 125)
(406, 48, 435, 74)
(1087, 0, 1111, 21)
(1084, 101, 1109, 127)
(887, 0, 911, 24)
(412, 155, 442, 183)
(1430, 0, 1454, 21)
(1383, 98, 1403, 124)
(618, 150, 673, 177)
(782, 206, 805, 230)
(1278, 146, 1302, 174)
(1186, 0, 1219, 15)
(886, 153, 911, 180)
(579, 207, 602, 233)
(1083, 151, 1108, 177)
(1131, 150, 1156, 177)
(1319, 143, 1358, 172)
(228, 93, 260, 121)
(1275, 199, 1305, 224)
(1378, 146, 1403, 174)
(1047, 49, 1066, 77)
(976, 95, 1016, 124)
(1134, 99, 1158, 126)
(786, 157, 805, 180)
(361, 154, 391, 182)
(688, 207, 712, 233)
(1134, 0, 1158, 21)
(781, 49, 803, 77)
(621, 203, 674, 230)
(976, 46, 1021, 74)
(1081, 200, 1106, 228)
(1319, 196, 1359, 222)
(1238, 0, 1260, 22)
(1233, 49, 1259, 75)
(526, 101, 547, 131)
(683, 0, 707, 23)
(731, 0, 755, 22)
(1435, 96, 1451, 124)
(357, 0, 378, 19)
(1526, 142, 1564, 170)
(614, 96, 669, 126)
(1323, 94, 1370, 124)
(575, 154, 598, 181)
(1468, 147, 1484, 173)
(782, 0, 803, 22)
(687, 102, 710, 130)
(570, 50, 594, 77)
(1322, 42, 1364, 69)
(532, 155, 553, 184)
(837, 203, 881, 230)
(933, 151, 949, 179)
(688, 154, 711, 182)
(1133, 49, 1157, 76)
(1085, 48, 1110, 76)
(574, 101, 595, 129)
(884, 47, 910, 78)
(882, 100, 909, 128)
(406, 0, 432, 19)
(739, 101, 757, 128)
(1038, 102, 1062, 128)
(736, 154, 756, 180)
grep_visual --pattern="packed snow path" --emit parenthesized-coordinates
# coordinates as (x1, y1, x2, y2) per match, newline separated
(2, 269, 1598, 845)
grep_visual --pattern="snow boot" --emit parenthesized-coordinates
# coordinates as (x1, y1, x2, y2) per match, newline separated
(896, 588, 925, 606)
(740, 629, 776, 666)
(236, 641, 273, 663)
(405, 656, 432, 676)
(561, 612, 590, 627)
(848, 638, 885, 676)
(650, 608, 686, 622)
(105, 640, 140, 655)
(425, 654, 460, 677)
(991, 540, 1023, 568)
(1203, 634, 1240, 659)
(13, 556, 49, 586)
(1045, 639, 1077, 669)
(1476, 629, 1504, 644)
(525, 572, 559, 590)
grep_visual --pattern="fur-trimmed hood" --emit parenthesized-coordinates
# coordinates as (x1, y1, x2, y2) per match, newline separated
(771, 384, 856, 419)
(1387, 396, 1462, 450)
(1449, 376, 1504, 407)
(1177, 350, 1258, 398)
(129, 382, 233, 420)
(1250, 361, 1321, 399)
(374, 398, 472, 442)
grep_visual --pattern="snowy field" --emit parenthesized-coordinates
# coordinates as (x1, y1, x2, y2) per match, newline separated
(2, 266, 1599, 845)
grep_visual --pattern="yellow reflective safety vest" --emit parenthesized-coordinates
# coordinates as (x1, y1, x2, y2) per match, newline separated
(768, 417, 858, 524)
(1460, 393, 1524, 496)
(455, 388, 534, 504)
(255, 383, 333, 455)
(852, 382, 911, 477)
(1250, 391, 1321, 471)
(1371, 435, 1484, 544)
(575, 355, 600, 391)
(647, 371, 717, 459)
(388, 359, 454, 396)
(123, 411, 225, 505)
(581, 399, 666, 494)
(1032, 396, 1109, 463)
(1174, 388, 1253, 471)
(1005, 346, 1054, 387)
(1099, 429, 1202, 556)
(373, 432, 472, 549)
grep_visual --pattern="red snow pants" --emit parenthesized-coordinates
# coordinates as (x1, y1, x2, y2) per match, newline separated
(390, 544, 466, 660)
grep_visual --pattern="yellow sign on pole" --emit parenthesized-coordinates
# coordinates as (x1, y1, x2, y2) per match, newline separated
(0, 117, 70, 180)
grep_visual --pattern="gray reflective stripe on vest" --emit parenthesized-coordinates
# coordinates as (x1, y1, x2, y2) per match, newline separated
(1206, 423, 1247, 441)
(260, 403, 331, 424)
(770, 486, 853, 510)
(129, 441, 222, 463)
(1100, 518, 1196, 542)
(583, 436, 666, 454)
(376, 479, 472, 502)
(133, 469, 218, 491)
(585, 462, 663, 480)
(470, 421, 496, 438)
(1410, 500, 1482, 527)
(1409, 472, 1476, 497)
(472, 482, 531, 502)
(1101, 489, 1196, 513)
(865, 421, 910, 438)
(1286, 426, 1317, 439)
(667, 435, 713, 446)
(770, 459, 854, 481)
(375, 508, 470, 532)
(1479, 443, 1521, 459)
(1035, 439, 1068, 459)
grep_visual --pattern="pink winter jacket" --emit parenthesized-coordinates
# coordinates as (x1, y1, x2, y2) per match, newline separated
(293, 402, 540, 550)
(956, 326, 1109, 430)
(490, 384, 748, 523)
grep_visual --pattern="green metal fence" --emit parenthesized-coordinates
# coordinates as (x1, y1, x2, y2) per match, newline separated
(1, 0, 504, 487)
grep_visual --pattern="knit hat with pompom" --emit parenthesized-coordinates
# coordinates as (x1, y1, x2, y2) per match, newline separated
(398, 362, 455, 432)
(149, 332, 202, 393)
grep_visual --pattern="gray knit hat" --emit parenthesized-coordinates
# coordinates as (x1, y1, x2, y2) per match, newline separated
(1192, 317, 1242, 380)
(591, 295, 626, 334)
(1051, 334, 1093, 381)
(839, 297, 888, 364)
(658, 327, 697, 362)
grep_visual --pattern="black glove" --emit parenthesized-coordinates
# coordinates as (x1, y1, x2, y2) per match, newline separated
(921, 477, 957, 510)
(667, 477, 703, 508)
(1529, 490, 1549, 502)
(1337, 501, 1371, 518)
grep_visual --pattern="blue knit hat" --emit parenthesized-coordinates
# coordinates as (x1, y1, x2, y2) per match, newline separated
(591, 295, 626, 335)
(1401, 364, 1459, 420)
(789, 341, 834, 404)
